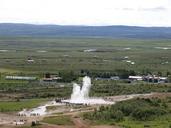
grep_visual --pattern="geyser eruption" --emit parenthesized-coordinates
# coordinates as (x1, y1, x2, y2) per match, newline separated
(71, 83, 81, 100)
(71, 76, 91, 102)
(64, 76, 113, 105)
(81, 76, 91, 98)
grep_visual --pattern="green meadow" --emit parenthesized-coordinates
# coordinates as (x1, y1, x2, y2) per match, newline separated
(0, 37, 171, 74)
(42, 116, 74, 125)
(0, 99, 47, 112)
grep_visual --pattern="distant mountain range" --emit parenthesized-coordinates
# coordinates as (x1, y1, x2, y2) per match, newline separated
(0, 23, 171, 39)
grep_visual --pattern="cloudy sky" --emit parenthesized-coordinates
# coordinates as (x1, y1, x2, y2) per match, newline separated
(0, 0, 171, 26)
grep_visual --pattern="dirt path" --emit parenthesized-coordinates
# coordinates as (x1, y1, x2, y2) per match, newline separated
(91, 126, 120, 128)
(41, 123, 75, 128)
(71, 117, 89, 128)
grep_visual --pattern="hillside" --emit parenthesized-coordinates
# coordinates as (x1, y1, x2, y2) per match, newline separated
(0, 23, 171, 39)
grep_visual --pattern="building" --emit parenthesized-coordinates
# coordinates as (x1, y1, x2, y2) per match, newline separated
(144, 75, 168, 83)
(5, 76, 37, 80)
(129, 76, 143, 81)
(40, 73, 62, 85)
(129, 75, 168, 83)
(95, 76, 120, 81)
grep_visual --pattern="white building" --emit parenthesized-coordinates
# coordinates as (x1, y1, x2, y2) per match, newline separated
(5, 76, 37, 80)
(129, 76, 143, 81)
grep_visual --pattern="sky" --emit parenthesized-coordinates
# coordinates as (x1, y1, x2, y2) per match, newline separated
(0, 0, 171, 26)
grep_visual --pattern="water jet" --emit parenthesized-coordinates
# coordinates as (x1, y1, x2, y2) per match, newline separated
(62, 76, 113, 105)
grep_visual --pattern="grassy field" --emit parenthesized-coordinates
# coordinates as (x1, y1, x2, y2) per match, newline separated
(118, 115, 171, 128)
(0, 37, 171, 74)
(0, 99, 47, 112)
(90, 80, 171, 96)
(91, 115, 171, 128)
(0, 68, 19, 73)
(42, 116, 74, 125)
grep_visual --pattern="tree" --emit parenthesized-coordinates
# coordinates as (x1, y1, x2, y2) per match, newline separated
(168, 75, 171, 83)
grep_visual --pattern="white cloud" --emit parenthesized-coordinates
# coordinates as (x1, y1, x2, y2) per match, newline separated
(138, 6, 167, 11)
(0, 0, 171, 26)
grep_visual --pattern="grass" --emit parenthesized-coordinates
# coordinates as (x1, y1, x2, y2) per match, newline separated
(118, 115, 171, 128)
(42, 116, 74, 125)
(0, 37, 171, 74)
(91, 115, 171, 128)
(90, 80, 171, 97)
(0, 99, 47, 112)
(0, 79, 29, 84)
(0, 68, 19, 73)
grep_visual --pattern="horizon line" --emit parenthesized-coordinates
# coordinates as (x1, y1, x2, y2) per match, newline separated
(0, 22, 171, 28)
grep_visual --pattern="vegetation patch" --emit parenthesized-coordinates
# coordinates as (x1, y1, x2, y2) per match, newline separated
(90, 80, 171, 97)
(83, 97, 171, 127)
(42, 116, 74, 125)
(0, 99, 47, 112)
